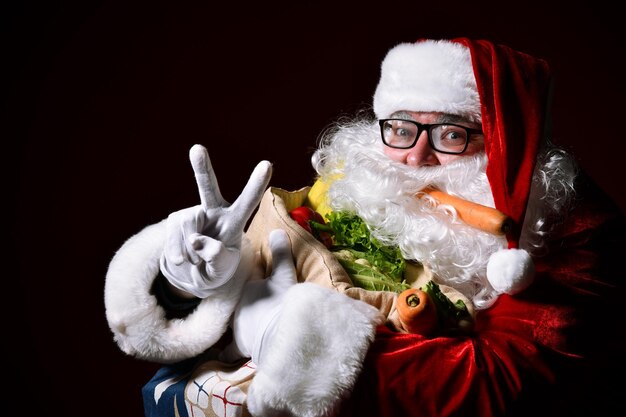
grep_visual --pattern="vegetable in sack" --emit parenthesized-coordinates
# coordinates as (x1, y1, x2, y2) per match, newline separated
(289, 206, 333, 248)
(397, 280, 473, 335)
(396, 288, 438, 335)
(326, 211, 410, 293)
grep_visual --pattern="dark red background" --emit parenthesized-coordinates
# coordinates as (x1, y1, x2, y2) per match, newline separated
(6, 1, 624, 416)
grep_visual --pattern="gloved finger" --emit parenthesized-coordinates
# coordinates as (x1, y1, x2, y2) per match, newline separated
(230, 160, 272, 227)
(189, 233, 225, 261)
(180, 208, 208, 265)
(164, 207, 204, 265)
(189, 144, 227, 210)
(267, 229, 298, 289)
(189, 234, 240, 278)
(164, 210, 194, 265)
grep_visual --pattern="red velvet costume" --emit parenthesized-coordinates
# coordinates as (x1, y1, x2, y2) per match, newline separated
(342, 38, 626, 417)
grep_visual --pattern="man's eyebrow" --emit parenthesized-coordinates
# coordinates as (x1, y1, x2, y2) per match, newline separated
(388, 112, 477, 126)
(390, 111, 413, 120)
(438, 114, 467, 124)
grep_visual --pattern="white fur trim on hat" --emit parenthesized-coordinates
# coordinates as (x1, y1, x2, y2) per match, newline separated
(486, 248, 535, 295)
(373, 40, 481, 122)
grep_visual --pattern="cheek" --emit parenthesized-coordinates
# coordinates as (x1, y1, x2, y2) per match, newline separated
(383, 146, 405, 162)
(464, 142, 485, 157)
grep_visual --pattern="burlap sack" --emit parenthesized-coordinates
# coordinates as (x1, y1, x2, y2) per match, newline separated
(244, 186, 473, 331)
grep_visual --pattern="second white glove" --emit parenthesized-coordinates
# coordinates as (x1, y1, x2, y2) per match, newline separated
(220, 228, 297, 364)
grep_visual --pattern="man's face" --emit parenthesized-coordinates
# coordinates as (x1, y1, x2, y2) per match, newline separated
(382, 112, 485, 166)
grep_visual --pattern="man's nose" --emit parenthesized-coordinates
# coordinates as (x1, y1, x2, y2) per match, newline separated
(405, 132, 439, 166)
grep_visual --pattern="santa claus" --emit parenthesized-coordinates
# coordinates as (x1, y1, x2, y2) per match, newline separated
(105, 38, 626, 417)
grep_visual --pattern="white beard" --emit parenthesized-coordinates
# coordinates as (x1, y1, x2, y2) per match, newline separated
(314, 120, 507, 309)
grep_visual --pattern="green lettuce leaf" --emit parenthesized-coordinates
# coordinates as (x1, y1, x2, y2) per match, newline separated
(326, 211, 408, 293)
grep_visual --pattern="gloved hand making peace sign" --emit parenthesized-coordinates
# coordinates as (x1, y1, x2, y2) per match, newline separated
(160, 144, 272, 298)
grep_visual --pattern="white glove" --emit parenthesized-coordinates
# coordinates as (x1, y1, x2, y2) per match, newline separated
(220, 229, 298, 364)
(160, 144, 272, 298)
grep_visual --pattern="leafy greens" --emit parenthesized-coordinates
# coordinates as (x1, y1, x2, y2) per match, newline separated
(325, 211, 410, 293)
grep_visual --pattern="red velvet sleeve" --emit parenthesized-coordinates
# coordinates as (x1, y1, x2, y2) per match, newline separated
(342, 174, 626, 417)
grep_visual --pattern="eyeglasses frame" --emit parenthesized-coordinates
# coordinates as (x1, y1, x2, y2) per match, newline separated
(378, 118, 483, 155)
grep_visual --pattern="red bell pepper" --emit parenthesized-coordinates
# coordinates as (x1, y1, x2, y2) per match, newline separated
(288, 206, 334, 248)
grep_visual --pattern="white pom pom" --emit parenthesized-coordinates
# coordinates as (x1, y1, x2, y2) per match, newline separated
(487, 248, 535, 295)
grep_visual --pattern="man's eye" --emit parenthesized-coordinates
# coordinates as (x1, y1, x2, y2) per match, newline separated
(440, 127, 467, 142)
(396, 128, 411, 137)
(446, 131, 463, 140)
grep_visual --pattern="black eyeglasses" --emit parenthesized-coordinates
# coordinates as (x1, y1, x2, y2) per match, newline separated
(379, 119, 483, 155)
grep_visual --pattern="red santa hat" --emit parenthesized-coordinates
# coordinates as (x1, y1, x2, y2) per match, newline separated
(373, 38, 552, 295)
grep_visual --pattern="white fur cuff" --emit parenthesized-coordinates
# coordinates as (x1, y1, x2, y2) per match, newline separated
(246, 283, 384, 417)
(104, 220, 249, 363)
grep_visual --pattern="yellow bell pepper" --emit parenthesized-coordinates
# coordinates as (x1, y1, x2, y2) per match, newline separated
(305, 177, 333, 219)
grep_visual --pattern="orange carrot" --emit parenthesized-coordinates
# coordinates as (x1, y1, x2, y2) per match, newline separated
(396, 288, 439, 335)
(419, 187, 514, 236)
